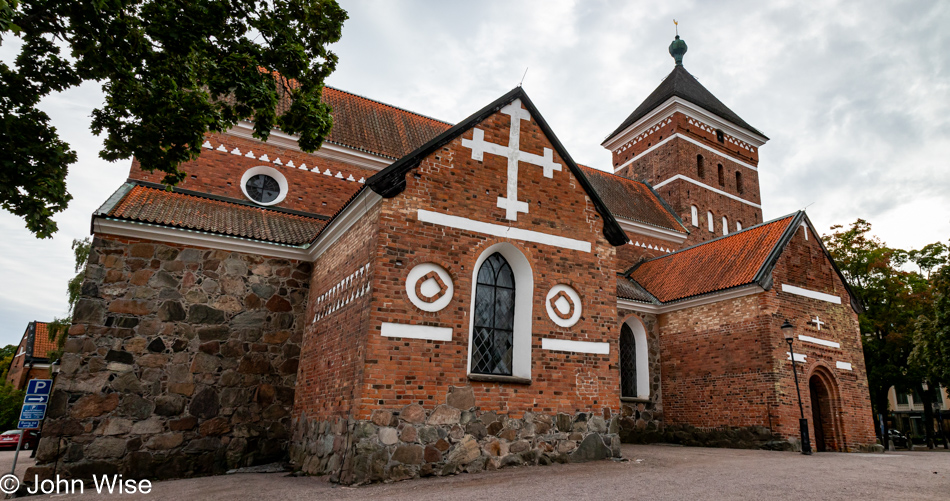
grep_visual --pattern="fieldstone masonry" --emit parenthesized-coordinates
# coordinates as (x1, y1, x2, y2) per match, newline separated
(290, 386, 621, 485)
(34, 236, 310, 479)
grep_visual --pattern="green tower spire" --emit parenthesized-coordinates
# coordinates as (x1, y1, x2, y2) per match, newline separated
(669, 35, 687, 66)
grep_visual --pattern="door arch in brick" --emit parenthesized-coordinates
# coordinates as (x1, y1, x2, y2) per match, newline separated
(807, 365, 844, 452)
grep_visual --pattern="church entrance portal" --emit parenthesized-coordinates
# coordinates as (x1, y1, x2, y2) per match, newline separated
(808, 371, 839, 452)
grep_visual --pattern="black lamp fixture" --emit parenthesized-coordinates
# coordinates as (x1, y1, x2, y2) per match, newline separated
(783, 319, 812, 455)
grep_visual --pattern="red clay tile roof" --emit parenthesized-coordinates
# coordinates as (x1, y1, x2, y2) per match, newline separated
(105, 184, 326, 245)
(578, 165, 687, 233)
(30, 322, 58, 359)
(322, 87, 453, 160)
(630, 214, 797, 303)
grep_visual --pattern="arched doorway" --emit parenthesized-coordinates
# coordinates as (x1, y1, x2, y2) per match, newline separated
(808, 369, 841, 452)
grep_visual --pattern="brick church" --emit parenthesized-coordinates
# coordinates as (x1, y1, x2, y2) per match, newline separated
(37, 36, 878, 484)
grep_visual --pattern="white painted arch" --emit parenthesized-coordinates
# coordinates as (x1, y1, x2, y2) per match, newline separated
(466, 242, 534, 380)
(621, 315, 650, 399)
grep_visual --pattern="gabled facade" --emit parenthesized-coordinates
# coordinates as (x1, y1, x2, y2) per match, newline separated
(6, 321, 57, 390)
(37, 35, 878, 486)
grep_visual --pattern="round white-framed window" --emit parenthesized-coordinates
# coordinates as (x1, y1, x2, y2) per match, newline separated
(240, 166, 288, 206)
(545, 284, 582, 328)
(406, 263, 454, 313)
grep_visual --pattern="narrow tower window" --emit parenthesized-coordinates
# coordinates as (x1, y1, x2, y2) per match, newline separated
(716, 129, 724, 142)
(696, 155, 705, 178)
(717, 164, 724, 186)
(736, 171, 744, 194)
(690, 205, 698, 227)
(707, 211, 714, 233)
(722, 216, 729, 235)
(736, 221, 743, 231)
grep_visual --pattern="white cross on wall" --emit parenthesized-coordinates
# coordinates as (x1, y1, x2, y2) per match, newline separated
(461, 99, 562, 221)
(810, 316, 825, 331)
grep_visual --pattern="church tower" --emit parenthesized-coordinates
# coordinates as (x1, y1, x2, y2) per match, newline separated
(603, 35, 768, 246)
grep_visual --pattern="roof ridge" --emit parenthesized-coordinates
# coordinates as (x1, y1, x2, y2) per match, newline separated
(325, 86, 454, 127)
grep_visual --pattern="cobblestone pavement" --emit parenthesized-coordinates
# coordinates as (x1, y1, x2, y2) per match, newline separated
(2, 444, 947, 500)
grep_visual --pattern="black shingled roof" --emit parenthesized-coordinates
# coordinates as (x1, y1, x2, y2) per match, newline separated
(603, 65, 767, 144)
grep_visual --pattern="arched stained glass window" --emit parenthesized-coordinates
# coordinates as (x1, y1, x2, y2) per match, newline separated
(471, 253, 515, 375)
(620, 323, 637, 398)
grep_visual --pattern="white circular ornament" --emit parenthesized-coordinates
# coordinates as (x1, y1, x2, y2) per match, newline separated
(545, 284, 582, 328)
(406, 263, 454, 312)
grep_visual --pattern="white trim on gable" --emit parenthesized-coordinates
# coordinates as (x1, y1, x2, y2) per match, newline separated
(613, 133, 760, 174)
(615, 217, 688, 244)
(308, 190, 383, 260)
(781, 284, 842, 304)
(654, 175, 762, 209)
(603, 96, 767, 152)
(417, 210, 592, 252)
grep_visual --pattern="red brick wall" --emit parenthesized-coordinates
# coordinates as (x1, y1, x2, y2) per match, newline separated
(658, 223, 877, 450)
(356, 101, 623, 419)
(659, 292, 778, 429)
(294, 202, 381, 421)
(128, 132, 375, 218)
(766, 223, 877, 450)
(611, 112, 762, 248)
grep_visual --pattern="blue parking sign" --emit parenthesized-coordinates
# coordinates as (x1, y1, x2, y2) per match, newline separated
(26, 379, 52, 395)
(20, 404, 47, 421)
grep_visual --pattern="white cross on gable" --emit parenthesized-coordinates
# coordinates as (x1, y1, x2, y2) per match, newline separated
(809, 316, 825, 331)
(461, 99, 562, 221)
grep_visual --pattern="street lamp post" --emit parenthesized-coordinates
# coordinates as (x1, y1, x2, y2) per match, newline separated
(783, 319, 812, 455)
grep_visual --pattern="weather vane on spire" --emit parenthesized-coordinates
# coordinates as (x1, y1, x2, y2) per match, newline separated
(669, 21, 687, 65)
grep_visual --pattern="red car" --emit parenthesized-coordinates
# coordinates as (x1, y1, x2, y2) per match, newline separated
(0, 430, 38, 450)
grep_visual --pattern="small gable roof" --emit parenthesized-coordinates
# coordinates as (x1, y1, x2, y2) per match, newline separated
(579, 165, 687, 234)
(604, 65, 767, 145)
(366, 87, 629, 246)
(631, 213, 799, 303)
(627, 211, 862, 313)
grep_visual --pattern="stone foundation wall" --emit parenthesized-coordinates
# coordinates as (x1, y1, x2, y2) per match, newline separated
(290, 386, 622, 485)
(36, 236, 310, 480)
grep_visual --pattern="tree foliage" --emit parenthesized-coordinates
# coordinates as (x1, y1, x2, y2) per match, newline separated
(46, 237, 91, 362)
(1, 0, 347, 238)
(824, 219, 948, 448)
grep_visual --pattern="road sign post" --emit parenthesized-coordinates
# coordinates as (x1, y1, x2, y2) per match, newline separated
(12, 379, 53, 476)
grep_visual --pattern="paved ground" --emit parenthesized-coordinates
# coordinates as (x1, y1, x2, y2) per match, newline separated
(1, 444, 947, 500)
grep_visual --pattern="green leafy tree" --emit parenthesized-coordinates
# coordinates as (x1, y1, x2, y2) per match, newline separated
(911, 259, 950, 448)
(46, 237, 91, 363)
(823, 220, 934, 448)
(0, 384, 25, 431)
(1, 0, 347, 238)
(0, 344, 17, 382)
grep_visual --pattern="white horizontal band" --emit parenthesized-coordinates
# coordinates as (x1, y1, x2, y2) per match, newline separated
(786, 352, 807, 362)
(541, 338, 610, 355)
(798, 334, 841, 349)
(380, 322, 452, 341)
(417, 210, 592, 252)
(836, 361, 853, 371)
(614, 133, 759, 174)
(652, 174, 761, 209)
(781, 284, 842, 304)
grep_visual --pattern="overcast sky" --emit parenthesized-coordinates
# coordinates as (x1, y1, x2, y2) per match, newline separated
(1, 0, 948, 347)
